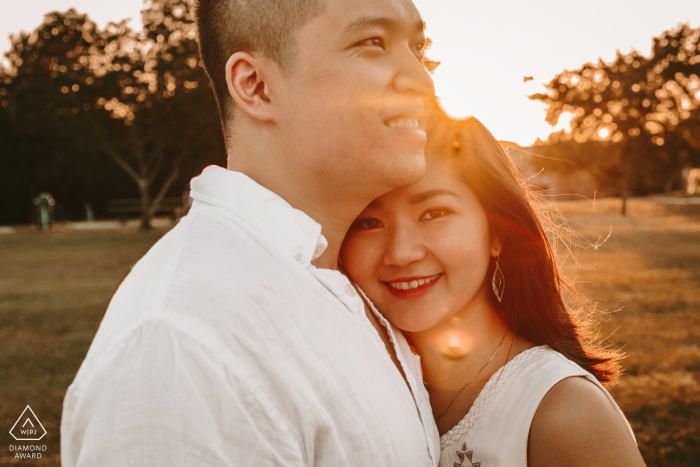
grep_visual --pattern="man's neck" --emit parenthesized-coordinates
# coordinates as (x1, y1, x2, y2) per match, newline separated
(227, 135, 376, 271)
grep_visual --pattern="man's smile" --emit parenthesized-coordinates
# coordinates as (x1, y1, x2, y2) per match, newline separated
(385, 117, 420, 129)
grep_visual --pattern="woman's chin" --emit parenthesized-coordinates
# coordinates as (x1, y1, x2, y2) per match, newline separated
(391, 313, 442, 335)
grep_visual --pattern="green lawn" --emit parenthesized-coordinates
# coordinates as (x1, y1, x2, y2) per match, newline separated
(0, 228, 164, 465)
(0, 199, 698, 466)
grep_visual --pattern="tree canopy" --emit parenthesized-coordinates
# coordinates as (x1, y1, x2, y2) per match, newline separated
(530, 24, 700, 213)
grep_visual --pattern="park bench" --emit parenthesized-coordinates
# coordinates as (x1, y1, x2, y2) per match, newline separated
(105, 197, 187, 223)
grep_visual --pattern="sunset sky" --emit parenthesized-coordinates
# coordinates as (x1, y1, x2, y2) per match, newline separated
(2, 0, 699, 145)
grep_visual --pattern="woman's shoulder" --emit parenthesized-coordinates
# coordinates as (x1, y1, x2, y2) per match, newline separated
(516, 344, 584, 370)
(439, 346, 587, 452)
(499, 345, 592, 393)
(528, 376, 645, 466)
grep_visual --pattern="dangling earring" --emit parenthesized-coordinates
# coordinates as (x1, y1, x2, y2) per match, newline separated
(492, 249, 505, 302)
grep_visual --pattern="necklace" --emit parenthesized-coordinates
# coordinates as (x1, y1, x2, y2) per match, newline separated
(432, 333, 507, 421)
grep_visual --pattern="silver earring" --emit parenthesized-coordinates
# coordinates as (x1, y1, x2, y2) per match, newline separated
(492, 249, 505, 302)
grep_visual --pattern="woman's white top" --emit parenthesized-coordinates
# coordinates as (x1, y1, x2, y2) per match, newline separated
(438, 346, 635, 467)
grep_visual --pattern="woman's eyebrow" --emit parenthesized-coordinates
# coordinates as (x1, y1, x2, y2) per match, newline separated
(407, 189, 458, 204)
(365, 188, 456, 210)
(367, 198, 383, 209)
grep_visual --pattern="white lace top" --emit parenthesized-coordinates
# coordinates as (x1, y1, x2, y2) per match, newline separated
(438, 346, 635, 467)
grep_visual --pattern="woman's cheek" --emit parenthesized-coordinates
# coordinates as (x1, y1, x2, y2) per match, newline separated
(342, 235, 375, 286)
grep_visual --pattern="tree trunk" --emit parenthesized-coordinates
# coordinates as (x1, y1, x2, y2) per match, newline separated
(620, 138, 635, 217)
(138, 182, 152, 230)
(95, 122, 189, 230)
(620, 172, 628, 216)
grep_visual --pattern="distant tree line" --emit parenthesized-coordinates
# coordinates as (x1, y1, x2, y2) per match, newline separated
(1, 2, 698, 224)
(0, 0, 225, 228)
(530, 24, 700, 214)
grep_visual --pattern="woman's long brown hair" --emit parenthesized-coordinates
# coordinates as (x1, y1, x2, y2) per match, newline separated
(426, 104, 621, 385)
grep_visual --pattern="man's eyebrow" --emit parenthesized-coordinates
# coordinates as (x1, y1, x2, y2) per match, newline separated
(407, 189, 458, 204)
(343, 15, 424, 35)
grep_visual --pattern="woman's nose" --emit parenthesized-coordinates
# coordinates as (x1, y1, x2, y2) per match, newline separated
(383, 224, 426, 267)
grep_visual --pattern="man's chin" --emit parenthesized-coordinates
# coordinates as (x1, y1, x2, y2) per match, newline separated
(384, 149, 426, 189)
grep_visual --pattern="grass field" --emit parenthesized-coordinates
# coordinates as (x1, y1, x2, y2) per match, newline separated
(555, 198, 700, 466)
(1, 198, 699, 466)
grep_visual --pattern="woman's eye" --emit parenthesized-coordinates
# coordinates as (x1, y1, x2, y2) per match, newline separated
(351, 218, 383, 230)
(358, 37, 385, 49)
(421, 209, 450, 220)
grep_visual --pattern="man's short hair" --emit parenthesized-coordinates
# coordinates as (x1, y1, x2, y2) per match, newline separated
(195, 0, 326, 128)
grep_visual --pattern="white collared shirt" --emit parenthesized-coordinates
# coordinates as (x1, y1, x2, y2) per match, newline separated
(61, 166, 439, 466)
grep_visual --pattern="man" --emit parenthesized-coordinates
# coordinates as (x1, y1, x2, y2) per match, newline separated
(61, 0, 437, 465)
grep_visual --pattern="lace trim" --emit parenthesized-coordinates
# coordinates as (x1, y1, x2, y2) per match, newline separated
(439, 345, 549, 450)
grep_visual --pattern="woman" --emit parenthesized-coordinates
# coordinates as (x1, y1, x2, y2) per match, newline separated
(340, 107, 646, 466)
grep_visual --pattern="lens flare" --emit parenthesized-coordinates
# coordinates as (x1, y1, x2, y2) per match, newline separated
(441, 331, 471, 360)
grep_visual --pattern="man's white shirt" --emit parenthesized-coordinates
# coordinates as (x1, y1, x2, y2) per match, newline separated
(61, 165, 440, 466)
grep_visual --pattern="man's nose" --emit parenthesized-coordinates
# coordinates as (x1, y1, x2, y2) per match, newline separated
(392, 48, 436, 100)
(383, 224, 427, 267)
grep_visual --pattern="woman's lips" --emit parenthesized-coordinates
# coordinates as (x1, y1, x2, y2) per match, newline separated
(383, 274, 443, 299)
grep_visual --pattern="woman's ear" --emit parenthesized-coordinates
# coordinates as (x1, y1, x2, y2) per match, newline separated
(225, 51, 276, 122)
(491, 235, 504, 257)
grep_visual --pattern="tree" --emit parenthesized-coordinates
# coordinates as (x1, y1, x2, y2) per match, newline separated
(86, 0, 223, 229)
(530, 24, 700, 215)
(0, 9, 110, 224)
(1, 1, 224, 228)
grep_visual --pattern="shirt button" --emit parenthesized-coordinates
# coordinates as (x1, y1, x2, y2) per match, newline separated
(294, 254, 304, 264)
(345, 284, 356, 296)
(313, 243, 325, 259)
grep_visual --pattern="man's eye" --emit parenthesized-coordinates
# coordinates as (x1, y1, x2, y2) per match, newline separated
(358, 37, 385, 49)
(411, 42, 426, 59)
(351, 218, 383, 230)
(421, 209, 450, 220)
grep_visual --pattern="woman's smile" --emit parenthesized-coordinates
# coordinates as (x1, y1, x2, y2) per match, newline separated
(383, 273, 443, 299)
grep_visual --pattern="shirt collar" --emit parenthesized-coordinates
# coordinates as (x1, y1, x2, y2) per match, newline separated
(189, 166, 328, 266)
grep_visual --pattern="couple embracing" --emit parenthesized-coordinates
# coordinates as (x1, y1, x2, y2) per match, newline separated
(61, 0, 645, 466)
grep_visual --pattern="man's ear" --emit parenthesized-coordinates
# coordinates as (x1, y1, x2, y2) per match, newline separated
(225, 51, 276, 122)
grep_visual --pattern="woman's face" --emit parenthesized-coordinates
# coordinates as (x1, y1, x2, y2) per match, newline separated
(340, 156, 496, 333)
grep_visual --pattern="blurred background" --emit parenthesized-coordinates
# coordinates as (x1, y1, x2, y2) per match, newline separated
(0, 0, 698, 465)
